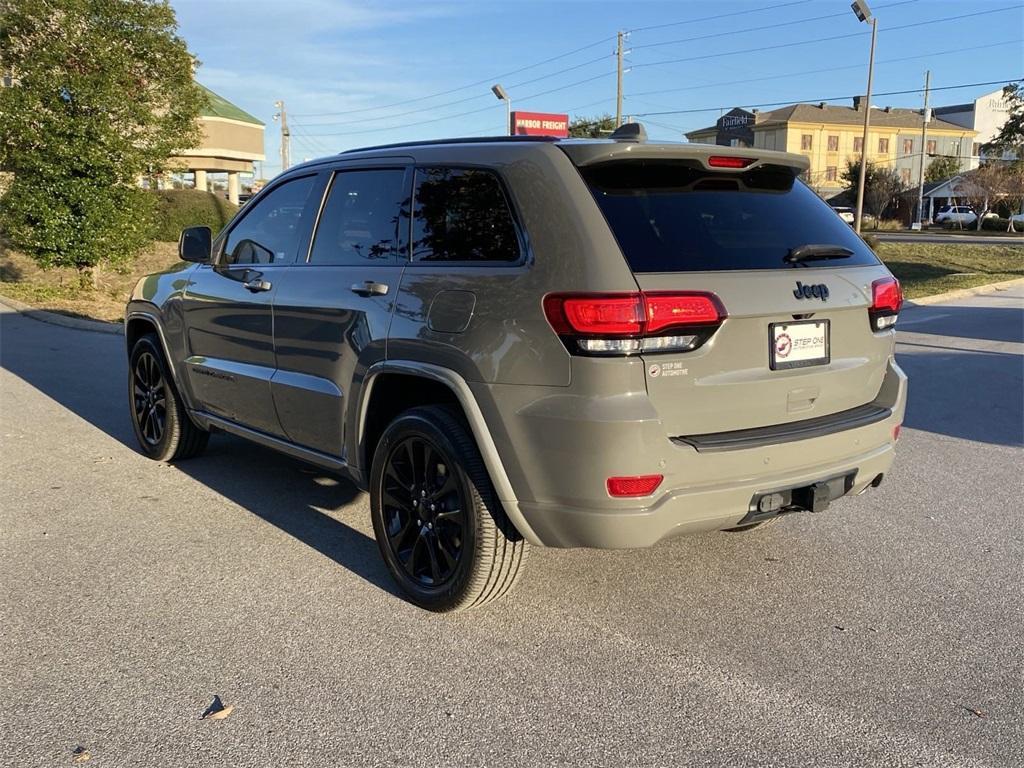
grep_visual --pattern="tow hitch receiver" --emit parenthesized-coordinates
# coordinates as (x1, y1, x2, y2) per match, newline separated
(741, 472, 855, 525)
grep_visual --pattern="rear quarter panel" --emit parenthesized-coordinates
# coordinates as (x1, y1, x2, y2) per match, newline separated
(386, 143, 641, 386)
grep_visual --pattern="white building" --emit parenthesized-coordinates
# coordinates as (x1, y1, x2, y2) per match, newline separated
(933, 88, 1016, 169)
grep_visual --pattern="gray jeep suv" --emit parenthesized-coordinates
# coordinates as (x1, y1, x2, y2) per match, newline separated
(125, 126, 907, 612)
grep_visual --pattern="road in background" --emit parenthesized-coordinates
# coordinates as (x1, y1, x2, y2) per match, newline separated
(875, 232, 1024, 245)
(2, 287, 1022, 767)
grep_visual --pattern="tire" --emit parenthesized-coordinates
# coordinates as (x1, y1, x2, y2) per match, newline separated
(128, 333, 208, 462)
(369, 405, 528, 612)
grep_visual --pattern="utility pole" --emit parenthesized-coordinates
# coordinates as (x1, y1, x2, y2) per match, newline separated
(915, 70, 931, 229)
(854, 15, 877, 234)
(274, 100, 290, 171)
(615, 30, 624, 128)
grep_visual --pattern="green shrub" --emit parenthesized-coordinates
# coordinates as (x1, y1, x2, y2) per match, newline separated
(980, 217, 1014, 232)
(149, 190, 237, 242)
(879, 219, 906, 231)
(1, 174, 155, 272)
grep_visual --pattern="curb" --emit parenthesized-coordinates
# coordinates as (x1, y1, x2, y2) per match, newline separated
(903, 277, 1024, 308)
(0, 293, 124, 335)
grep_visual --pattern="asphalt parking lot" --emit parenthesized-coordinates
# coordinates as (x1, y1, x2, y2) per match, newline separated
(1, 286, 1022, 767)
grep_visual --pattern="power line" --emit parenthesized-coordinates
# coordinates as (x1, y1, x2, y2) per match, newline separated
(631, 0, 919, 51)
(626, 40, 1023, 102)
(632, 6, 1022, 71)
(297, 52, 612, 129)
(628, 0, 812, 34)
(294, 69, 616, 138)
(292, 35, 615, 118)
(628, 78, 1021, 118)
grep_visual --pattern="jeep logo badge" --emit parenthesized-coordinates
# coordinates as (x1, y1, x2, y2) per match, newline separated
(793, 281, 829, 301)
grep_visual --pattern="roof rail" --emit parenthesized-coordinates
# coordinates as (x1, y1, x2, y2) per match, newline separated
(340, 135, 562, 155)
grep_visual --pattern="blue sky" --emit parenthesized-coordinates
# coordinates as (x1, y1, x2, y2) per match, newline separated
(172, 0, 1023, 177)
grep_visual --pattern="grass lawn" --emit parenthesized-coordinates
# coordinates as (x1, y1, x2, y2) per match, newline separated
(2, 239, 1021, 322)
(876, 242, 1024, 299)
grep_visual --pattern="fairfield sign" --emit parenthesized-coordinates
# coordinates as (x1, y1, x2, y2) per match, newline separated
(511, 111, 569, 137)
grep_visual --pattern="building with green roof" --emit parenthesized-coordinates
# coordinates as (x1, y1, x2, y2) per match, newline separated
(169, 84, 265, 203)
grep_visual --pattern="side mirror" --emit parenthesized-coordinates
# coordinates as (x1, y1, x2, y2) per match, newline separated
(179, 226, 212, 263)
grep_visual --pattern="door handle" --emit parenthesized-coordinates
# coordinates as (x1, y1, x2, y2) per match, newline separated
(350, 281, 389, 297)
(244, 278, 272, 292)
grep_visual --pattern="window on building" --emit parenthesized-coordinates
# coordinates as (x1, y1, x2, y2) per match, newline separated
(827, 135, 839, 152)
(903, 138, 914, 155)
(853, 137, 863, 153)
(801, 134, 813, 151)
(973, 142, 982, 158)
(926, 139, 937, 155)
(411, 168, 521, 263)
(900, 168, 911, 185)
(825, 166, 837, 182)
(878, 138, 889, 154)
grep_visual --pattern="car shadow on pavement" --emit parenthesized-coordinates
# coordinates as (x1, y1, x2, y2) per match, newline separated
(898, 303, 1023, 344)
(895, 345, 1023, 446)
(0, 309, 399, 598)
(172, 435, 401, 598)
(895, 301, 1023, 446)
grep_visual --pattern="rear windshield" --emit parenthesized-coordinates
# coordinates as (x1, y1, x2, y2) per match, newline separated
(581, 161, 880, 272)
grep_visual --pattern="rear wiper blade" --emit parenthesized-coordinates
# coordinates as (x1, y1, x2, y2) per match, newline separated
(784, 244, 854, 264)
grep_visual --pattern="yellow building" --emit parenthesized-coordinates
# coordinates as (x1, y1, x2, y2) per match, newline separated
(688, 99, 977, 197)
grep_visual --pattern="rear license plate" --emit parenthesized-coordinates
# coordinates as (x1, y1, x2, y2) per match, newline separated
(770, 320, 830, 370)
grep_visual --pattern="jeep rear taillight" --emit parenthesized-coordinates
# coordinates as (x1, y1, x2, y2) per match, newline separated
(543, 292, 725, 356)
(869, 277, 902, 331)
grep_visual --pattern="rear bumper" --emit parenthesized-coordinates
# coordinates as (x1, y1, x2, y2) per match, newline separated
(477, 358, 907, 549)
(519, 436, 895, 548)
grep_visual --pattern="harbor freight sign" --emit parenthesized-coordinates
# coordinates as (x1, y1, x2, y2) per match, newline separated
(511, 111, 569, 137)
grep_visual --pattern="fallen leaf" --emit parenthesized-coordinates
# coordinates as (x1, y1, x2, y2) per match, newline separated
(833, 625, 846, 631)
(206, 705, 234, 721)
(960, 705, 986, 718)
(72, 746, 90, 762)
(200, 694, 234, 721)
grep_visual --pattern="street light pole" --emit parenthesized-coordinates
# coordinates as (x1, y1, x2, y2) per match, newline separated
(492, 84, 511, 136)
(852, 6, 877, 234)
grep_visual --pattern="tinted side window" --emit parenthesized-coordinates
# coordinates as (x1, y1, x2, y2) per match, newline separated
(222, 175, 316, 265)
(412, 168, 520, 263)
(309, 169, 407, 265)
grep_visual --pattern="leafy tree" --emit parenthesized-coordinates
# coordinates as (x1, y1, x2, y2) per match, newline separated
(840, 159, 906, 227)
(958, 162, 1024, 231)
(925, 155, 961, 183)
(569, 115, 616, 138)
(0, 0, 204, 279)
(983, 81, 1024, 158)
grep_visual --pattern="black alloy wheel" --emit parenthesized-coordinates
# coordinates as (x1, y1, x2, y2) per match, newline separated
(127, 333, 208, 462)
(369, 405, 528, 612)
(381, 435, 467, 587)
(132, 350, 167, 446)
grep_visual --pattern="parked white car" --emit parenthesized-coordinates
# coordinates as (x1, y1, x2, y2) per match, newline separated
(831, 206, 855, 224)
(934, 205, 997, 226)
